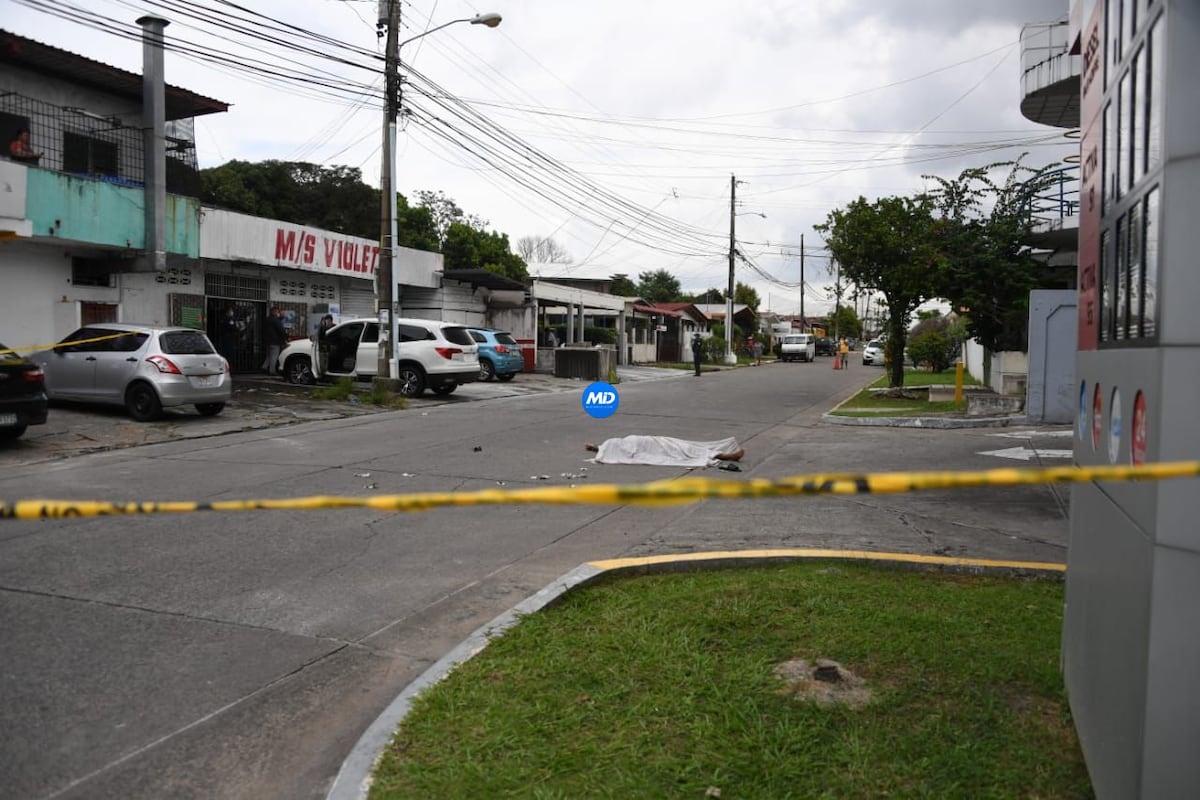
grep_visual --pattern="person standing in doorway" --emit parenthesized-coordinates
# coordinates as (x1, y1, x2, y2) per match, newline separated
(218, 307, 240, 366)
(691, 332, 704, 376)
(261, 307, 287, 375)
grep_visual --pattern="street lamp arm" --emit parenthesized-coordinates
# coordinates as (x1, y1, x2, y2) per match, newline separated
(398, 13, 502, 50)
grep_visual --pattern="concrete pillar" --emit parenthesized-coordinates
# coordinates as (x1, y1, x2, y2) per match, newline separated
(137, 16, 168, 273)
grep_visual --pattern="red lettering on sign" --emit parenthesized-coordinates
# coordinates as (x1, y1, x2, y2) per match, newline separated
(302, 234, 315, 264)
(323, 238, 336, 267)
(275, 229, 297, 262)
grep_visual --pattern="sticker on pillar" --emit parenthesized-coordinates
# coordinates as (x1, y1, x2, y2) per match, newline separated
(582, 381, 619, 419)
(1091, 383, 1103, 452)
(1131, 390, 1147, 466)
(1108, 387, 1122, 464)
(1078, 380, 1088, 441)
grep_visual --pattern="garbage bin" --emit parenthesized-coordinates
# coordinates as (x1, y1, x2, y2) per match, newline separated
(516, 338, 535, 373)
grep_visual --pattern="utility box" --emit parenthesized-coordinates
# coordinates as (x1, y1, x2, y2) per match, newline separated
(553, 346, 614, 382)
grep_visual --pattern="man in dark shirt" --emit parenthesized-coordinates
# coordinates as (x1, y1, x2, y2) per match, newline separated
(261, 307, 288, 375)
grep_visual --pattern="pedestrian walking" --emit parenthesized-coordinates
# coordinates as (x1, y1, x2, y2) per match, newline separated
(261, 307, 287, 375)
(753, 337, 764, 366)
(691, 332, 704, 376)
(839, 338, 850, 370)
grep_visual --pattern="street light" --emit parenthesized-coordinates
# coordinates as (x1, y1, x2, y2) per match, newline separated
(375, 6, 502, 384)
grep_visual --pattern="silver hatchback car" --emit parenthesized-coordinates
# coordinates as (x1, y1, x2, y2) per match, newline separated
(35, 324, 231, 421)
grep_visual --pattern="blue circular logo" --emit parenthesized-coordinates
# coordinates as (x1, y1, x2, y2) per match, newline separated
(582, 381, 619, 419)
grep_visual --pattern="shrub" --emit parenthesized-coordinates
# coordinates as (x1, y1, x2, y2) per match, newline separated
(906, 329, 957, 372)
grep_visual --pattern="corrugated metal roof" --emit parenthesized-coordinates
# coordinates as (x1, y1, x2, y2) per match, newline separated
(0, 29, 228, 119)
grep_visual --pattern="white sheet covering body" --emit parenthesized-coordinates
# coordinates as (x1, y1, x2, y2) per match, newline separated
(592, 435, 740, 467)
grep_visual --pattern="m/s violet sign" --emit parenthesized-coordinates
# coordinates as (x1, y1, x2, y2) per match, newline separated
(273, 228, 379, 275)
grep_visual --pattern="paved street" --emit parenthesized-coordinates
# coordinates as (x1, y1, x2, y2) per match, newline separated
(0, 361, 1071, 799)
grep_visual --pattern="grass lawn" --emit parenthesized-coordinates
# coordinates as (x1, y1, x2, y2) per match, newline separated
(832, 369, 980, 417)
(370, 561, 1091, 799)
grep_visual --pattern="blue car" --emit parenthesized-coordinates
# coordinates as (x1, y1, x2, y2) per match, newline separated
(468, 329, 524, 381)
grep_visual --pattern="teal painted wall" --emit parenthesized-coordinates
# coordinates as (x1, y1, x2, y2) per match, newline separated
(24, 169, 199, 257)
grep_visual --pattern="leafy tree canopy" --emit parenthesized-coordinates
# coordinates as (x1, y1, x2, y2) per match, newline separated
(734, 282, 760, 312)
(442, 222, 528, 282)
(198, 159, 439, 249)
(609, 274, 638, 296)
(816, 194, 942, 388)
(925, 158, 1059, 364)
(636, 269, 684, 303)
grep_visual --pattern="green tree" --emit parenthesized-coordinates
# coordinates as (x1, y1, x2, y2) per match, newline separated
(829, 305, 863, 340)
(415, 189, 487, 247)
(925, 159, 1058, 383)
(816, 195, 942, 389)
(636, 269, 684, 303)
(198, 159, 440, 248)
(200, 160, 378, 238)
(907, 313, 960, 372)
(734, 281, 760, 312)
(442, 222, 529, 281)
(609, 274, 637, 296)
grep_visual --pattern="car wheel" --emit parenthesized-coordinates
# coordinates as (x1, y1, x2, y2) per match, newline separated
(432, 383, 457, 396)
(396, 365, 426, 397)
(285, 355, 315, 386)
(125, 382, 163, 421)
(195, 402, 225, 417)
(0, 425, 27, 440)
(496, 373, 515, 382)
(479, 359, 496, 382)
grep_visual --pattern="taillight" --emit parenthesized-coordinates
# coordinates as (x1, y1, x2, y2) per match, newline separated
(494, 345, 509, 354)
(23, 367, 44, 382)
(434, 347, 462, 360)
(146, 355, 182, 374)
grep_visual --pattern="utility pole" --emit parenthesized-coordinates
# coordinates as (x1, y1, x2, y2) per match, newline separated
(799, 233, 805, 328)
(375, 0, 400, 382)
(725, 174, 738, 364)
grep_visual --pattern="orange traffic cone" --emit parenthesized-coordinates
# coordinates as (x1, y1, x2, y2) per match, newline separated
(833, 354, 841, 370)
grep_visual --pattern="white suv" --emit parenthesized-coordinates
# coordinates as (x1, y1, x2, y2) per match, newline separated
(278, 317, 479, 397)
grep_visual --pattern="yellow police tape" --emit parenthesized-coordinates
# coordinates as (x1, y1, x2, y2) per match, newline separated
(1, 330, 152, 356)
(2, 460, 1198, 521)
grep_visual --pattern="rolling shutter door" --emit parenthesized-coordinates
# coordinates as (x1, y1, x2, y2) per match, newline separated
(339, 278, 375, 318)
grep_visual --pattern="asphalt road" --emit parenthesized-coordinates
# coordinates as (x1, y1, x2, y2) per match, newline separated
(0, 362, 1072, 799)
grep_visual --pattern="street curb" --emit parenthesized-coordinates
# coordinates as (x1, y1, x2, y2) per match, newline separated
(325, 550, 1065, 800)
(821, 412, 1022, 429)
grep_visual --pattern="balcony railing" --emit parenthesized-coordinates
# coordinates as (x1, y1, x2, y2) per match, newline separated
(1019, 21, 1081, 128)
(0, 92, 201, 195)
(1026, 164, 1080, 225)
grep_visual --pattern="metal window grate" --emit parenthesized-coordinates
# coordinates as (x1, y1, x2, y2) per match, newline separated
(205, 274, 269, 301)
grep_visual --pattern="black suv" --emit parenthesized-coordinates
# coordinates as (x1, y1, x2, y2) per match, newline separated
(814, 337, 835, 357)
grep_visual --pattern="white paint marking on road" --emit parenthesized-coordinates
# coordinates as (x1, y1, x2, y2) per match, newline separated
(988, 430, 1074, 439)
(978, 447, 1074, 461)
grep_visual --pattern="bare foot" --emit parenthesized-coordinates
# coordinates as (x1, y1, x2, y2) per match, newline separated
(716, 447, 745, 462)
(584, 443, 599, 452)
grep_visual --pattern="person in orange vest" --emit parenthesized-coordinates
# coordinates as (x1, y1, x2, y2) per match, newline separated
(838, 338, 850, 369)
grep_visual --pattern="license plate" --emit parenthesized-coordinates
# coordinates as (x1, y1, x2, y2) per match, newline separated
(0, 413, 17, 426)
(191, 375, 217, 388)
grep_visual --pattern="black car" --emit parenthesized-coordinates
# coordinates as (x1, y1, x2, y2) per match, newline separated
(0, 341, 49, 440)
(814, 337, 836, 357)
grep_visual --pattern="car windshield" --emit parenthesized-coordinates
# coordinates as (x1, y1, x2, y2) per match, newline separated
(784, 336, 802, 344)
(160, 331, 217, 355)
(442, 327, 475, 346)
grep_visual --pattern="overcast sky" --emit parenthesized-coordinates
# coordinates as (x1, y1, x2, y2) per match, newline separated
(5, 0, 1075, 316)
